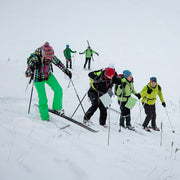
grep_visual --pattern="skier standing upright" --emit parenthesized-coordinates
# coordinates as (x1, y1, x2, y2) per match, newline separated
(79, 46, 99, 69)
(63, 44, 76, 69)
(116, 70, 141, 130)
(25, 42, 72, 121)
(140, 77, 166, 131)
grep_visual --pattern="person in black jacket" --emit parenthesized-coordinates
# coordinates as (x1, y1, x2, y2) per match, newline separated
(83, 68, 119, 126)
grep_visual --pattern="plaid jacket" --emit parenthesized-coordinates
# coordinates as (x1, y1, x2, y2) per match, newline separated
(25, 47, 67, 82)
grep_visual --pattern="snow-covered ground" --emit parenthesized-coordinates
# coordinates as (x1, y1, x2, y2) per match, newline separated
(0, 0, 180, 180)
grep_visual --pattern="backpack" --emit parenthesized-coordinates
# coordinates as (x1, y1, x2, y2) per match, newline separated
(89, 69, 103, 86)
(114, 74, 124, 95)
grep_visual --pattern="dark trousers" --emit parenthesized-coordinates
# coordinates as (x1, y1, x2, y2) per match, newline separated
(119, 101, 131, 127)
(84, 57, 91, 69)
(143, 104, 156, 128)
(66, 58, 72, 69)
(84, 90, 107, 125)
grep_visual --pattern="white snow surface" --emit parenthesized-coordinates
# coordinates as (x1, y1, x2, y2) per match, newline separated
(0, 0, 180, 180)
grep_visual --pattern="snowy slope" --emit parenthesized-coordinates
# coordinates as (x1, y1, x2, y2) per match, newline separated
(0, 59, 180, 180)
(0, 0, 180, 180)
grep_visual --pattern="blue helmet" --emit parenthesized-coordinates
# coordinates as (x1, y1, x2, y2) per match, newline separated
(66, 44, 69, 48)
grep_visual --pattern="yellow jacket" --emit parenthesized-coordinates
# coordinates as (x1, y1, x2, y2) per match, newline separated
(140, 82, 164, 105)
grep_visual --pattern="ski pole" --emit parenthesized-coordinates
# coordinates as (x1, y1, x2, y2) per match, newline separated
(138, 100, 142, 124)
(71, 81, 96, 118)
(67, 80, 71, 88)
(164, 107, 175, 133)
(28, 69, 36, 113)
(119, 88, 124, 132)
(70, 79, 86, 115)
(107, 107, 121, 114)
(160, 121, 163, 146)
(107, 107, 111, 146)
(71, 92, 87, 118)
(133, 95, 149, 126)
(25, 74, 34, 92)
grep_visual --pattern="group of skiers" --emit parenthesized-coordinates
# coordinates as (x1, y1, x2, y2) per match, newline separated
(25, 42, 166, 132)
(63, 44, 99, 69)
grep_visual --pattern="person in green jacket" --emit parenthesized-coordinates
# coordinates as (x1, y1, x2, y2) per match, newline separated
(63, 45, 76, 69)
(116, 70, 141, 130)
(140, 77, 166, 131)
(79, 46, 99, 69)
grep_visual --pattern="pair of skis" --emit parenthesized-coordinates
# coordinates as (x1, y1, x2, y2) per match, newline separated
(35, 105, 144, 135)
(34, 104, 98, 132)
(48, 108, 98, 133)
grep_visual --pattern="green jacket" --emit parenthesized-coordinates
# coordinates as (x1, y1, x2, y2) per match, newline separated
(82, 49, 97, 58)
(116, 77, 137, 102)
(64, 48, 76, 59)
(140, 82, 164, 105)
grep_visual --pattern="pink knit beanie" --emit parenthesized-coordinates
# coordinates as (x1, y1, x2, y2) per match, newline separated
(41, 42, 54, 59)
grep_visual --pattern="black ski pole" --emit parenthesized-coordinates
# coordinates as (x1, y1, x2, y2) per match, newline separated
(70, 79, 86, 115)
(107, 107, 121, 114)
(67, 79, 71, 88)
(133, 95, 149, 127)
(160, 121, 163, 146)
(25, 74, 34, 92)
(107, 106, 111, 146)
(164, 107, 175, 133)
(71, 73, 101, 118)
(119, 88, 124, 132)
(28, 69, 36, 114)
(71, 92, 87, 118)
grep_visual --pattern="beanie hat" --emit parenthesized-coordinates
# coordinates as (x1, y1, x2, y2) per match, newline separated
(123, 70, 132, 78)
(105, 68, 115, 78)
(66, 44, 69, 48)
(150, 77, 157, 83)
(41, 42, 54, 59)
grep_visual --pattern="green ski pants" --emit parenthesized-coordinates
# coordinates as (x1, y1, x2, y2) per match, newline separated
(34, 74, 63, 120)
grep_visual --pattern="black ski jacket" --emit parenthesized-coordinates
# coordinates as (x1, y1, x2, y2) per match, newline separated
(88, 69, 119, 96)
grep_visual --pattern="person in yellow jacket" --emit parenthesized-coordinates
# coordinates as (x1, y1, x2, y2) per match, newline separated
(140, 77, 166, 131)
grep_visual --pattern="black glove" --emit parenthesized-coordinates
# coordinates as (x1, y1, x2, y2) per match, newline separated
(79, 52, 83, 55)
(135, 93, 141, 99)
(121, 82, 126, 89)
(162, 102, 166, 107)
(65, 69, 72, 79)
(147, 87, 152, 94)
(96, 53, 99, 56)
